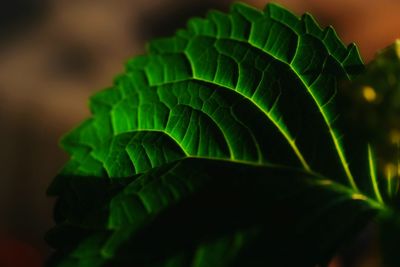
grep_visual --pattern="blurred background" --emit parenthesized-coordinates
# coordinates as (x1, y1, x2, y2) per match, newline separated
(0, 0, 399, 266)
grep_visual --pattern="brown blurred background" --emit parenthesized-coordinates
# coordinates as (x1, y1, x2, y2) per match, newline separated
(0, 0, 399, 266)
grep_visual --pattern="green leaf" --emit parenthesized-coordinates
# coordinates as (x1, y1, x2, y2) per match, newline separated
(48, 159, 381, 266)
(47, 2, 398, 267)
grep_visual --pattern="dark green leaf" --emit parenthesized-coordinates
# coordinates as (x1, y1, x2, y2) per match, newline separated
(47, 2, 399, 267)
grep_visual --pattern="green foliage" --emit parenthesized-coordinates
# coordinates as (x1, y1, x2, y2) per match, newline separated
(47, 2, 400, 266)
(341, 41, 400, 179)
(340, 40, 400, 267)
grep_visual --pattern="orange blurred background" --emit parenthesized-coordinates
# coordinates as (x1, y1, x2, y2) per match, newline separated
(0, 0, 398, 266)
